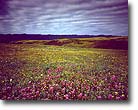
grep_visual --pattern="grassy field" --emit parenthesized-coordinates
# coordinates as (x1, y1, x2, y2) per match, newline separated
(0, 37, 128, 100)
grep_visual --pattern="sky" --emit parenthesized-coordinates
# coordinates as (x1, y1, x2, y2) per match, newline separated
(0, 0, 128, 35)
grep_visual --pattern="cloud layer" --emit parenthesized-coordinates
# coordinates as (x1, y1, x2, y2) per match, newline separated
(0, 0, 128, 35)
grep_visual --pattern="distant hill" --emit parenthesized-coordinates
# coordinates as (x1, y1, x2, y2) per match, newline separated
(10, 36, 128, 50)
(0, 34, 127, 43)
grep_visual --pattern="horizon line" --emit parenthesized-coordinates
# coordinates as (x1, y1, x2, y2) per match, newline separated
(0, 34, 128, 36)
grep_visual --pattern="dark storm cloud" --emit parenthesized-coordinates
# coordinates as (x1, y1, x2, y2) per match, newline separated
(0, 0, 128, 35)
